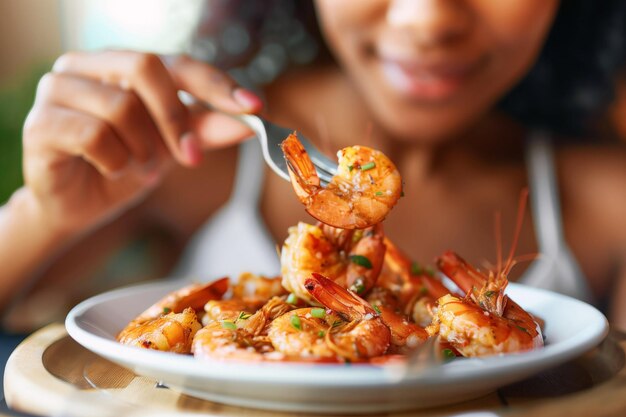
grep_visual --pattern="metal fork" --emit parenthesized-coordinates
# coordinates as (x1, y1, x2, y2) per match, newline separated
(178, 90, 338, 185)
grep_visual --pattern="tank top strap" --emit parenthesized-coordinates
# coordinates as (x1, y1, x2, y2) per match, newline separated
(522, 131, 592, 302)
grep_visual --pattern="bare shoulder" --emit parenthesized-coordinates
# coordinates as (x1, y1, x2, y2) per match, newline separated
(557, 143, 626, 245)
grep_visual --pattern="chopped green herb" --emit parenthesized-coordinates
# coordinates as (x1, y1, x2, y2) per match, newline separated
(318, 331, 326, 338)
(221, 321, 237, 330)
(349, 255, 372, 269)
(425, 266, 436, 276)
(162, 307, 172, 314)
(354, 282, 366, 294)
(372, 305, 381, 314)
(360, 161, 376, 171)
(485, 290, 495, 298)
(419, 286, 428, 295)
(375, 191, 384, 196)
(411, 262, 422, 275)
(311, 308, 326, 318)
(442, 349, 456, 361)
(291, 315, 302, 331)
(286, 293, 298, 305)
(348, 165, 354, 172)
(332, 320, 343, 328)
(237, 311, 252, 321)
(515, 325, 529, 334)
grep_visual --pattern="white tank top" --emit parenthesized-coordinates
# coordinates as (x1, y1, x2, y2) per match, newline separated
(172, 133, 592, 302)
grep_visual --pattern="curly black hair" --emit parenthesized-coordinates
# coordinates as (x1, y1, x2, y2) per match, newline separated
(499, 0, 626, 137)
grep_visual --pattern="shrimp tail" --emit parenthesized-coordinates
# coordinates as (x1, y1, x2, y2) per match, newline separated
(281, 132, 320, 201)
(304, 273, 376, 320)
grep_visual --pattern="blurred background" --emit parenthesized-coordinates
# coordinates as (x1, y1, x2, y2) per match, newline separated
(0, 0, 61, 204)
(0, 0, 320, 204)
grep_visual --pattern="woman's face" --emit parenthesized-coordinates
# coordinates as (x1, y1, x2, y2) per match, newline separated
(315, 0, 559, 142)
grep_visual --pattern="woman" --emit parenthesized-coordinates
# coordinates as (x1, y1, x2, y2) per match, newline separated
(1, 0, 625, 330)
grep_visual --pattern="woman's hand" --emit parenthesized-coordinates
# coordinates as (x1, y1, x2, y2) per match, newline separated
(22, 51, 262, 234)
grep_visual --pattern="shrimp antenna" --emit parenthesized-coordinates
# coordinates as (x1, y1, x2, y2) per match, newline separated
(503, 188, 529, 276)
(494, 210, 502, 276)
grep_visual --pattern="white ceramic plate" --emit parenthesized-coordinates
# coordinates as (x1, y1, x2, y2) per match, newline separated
(66, 280, 608, 414)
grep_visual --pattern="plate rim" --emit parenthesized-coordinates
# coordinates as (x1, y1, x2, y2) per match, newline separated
(65, 279, 609, 388)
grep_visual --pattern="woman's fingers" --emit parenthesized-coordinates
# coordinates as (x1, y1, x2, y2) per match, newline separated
(24, 105, 132, 179)
(35, 72, 169, 169)
(168, 55, 264, 114)
(191, 112, 256, 148)
(52, 50, 196, 165)
(50, 50, 264, 164)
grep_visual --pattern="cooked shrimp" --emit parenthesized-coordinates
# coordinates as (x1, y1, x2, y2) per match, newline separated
(192, 297, 293, 361)
(231, 272, 287, 304)
(118, 278, 229, 342)
(202, 299, 254, 325)
(272, 273, 390, 362)
(374, 238, 449, 326)
(281, 222, 385, 303)
(117, 307, 201, 353)
(130, 278, 229, 326)
(281, 133, 402, 229)
(375, 304, 429, 353)
(429, 191, 543, 356)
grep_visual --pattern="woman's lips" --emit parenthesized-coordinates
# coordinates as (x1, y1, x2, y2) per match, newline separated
(380, 57, 483, 103)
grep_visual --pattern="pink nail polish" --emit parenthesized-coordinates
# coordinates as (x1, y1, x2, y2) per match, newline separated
(180, 132, 203, 166)
(232, 88, 263, 111)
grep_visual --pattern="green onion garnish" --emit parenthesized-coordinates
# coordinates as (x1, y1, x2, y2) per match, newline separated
(348, 165, 354, 172)
(373, 305, 381, 314)
(353, 282, 366, 294)
(419, 286, 428, 295)
(411, 262, 422, 275)
(286, 293, 298, 305)
(425, 266, 435, 277)
(516, 325, 529, 334)
(375, 191, 383, 196)
(162, 307, 172, 314)
(318, 331, 326, 338)
(311, 308, 326, 318)
(360, 162, 376, 171)
(485, 291, 495, 298)
(442, 349, 456, 361)
(221, 321, 237, 330)
(291, 315, 302, 330)
(349, 255, 372, 269)
(237, 311, 252, 321)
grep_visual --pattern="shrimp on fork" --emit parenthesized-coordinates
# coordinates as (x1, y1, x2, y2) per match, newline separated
(281, 133, 402, 229)
(428, 191, 544, 357)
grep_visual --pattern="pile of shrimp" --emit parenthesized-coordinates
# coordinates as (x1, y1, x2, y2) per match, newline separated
(117, 134, 543, 363)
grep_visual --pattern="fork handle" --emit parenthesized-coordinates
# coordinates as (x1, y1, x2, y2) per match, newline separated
(177, 90, 290, 181)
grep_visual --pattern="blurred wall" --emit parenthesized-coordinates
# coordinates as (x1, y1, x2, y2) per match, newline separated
(0, 0, 62, 85)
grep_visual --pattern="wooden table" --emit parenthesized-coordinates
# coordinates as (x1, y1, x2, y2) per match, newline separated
(4, 324, 626, 417)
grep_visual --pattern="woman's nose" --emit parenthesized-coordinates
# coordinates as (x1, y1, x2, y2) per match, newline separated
(386, 0, 472, 47)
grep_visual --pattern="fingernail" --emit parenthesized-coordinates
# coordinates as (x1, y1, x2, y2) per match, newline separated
(232, 88, 263, 111)
(180, 132, 203, 166)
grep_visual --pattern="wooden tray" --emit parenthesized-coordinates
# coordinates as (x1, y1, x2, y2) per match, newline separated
(4, 324, 626, 417)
